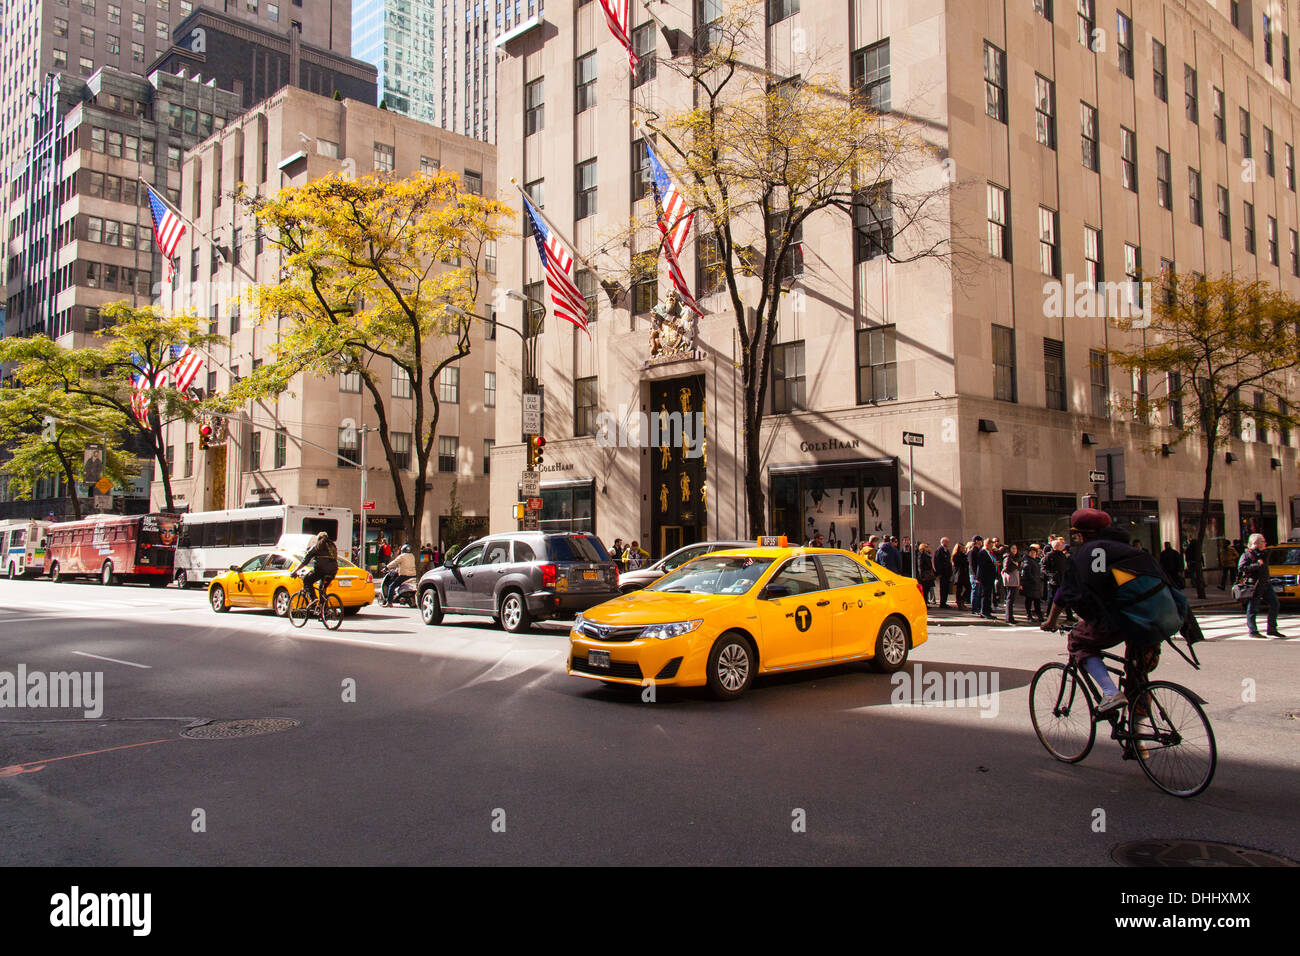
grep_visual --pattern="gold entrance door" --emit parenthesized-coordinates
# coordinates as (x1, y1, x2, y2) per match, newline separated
(660, 525, 684, 558)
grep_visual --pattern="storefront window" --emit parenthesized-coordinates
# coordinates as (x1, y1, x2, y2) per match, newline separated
(1002, 492, 1076, 547)
(533, 480, 595, 533)
(1177, 499, 1225, 570)
(770, 460, 898, 549)
(1102, 497, 1161, 553)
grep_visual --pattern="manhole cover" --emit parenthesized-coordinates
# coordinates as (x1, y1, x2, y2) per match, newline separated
(182, 718, 300, 740)
(1112, 840, 1299, 867)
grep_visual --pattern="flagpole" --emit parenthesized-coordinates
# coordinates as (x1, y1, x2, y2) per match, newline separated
(138, 178, 259, 287)
(509, 178, 623, 303)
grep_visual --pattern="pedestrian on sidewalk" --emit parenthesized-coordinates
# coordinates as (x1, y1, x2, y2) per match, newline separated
(934, 537, 953, 608)
(1159, 541, 1185, 590)
(877, 536, 902, 574)
(1238, 534, 1285, 637)
(900, 537, 914, 578)
(1042, 536, 1074, 624)
(972, 536, 997, 619)
(952, 542, 970, 609)
(916, 542, 936, 604)
(1021, 543, 1045, 622)
(1220, 540, 1240, 590)
(1001, 544, 1022, 623)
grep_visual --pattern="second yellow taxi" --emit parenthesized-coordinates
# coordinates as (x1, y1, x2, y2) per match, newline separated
(568, 541, 928, 699)
(207, 549, 375, 616)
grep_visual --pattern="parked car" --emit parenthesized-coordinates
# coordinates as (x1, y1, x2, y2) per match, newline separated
(207, 549, 375, 616)
(417, 532, 620, 633)
(617, 540, 753, 593)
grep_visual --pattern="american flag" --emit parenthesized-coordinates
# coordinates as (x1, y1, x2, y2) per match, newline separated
(130, 367, 154, 425)
(171, 344, 204, 393)
(146, 185, 185, 284)
(598, 0, 638, 73)
(644, 142, 694, 256)
(522, 194, 591, 336)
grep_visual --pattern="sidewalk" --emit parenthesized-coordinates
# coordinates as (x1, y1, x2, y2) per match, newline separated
(925, 585, 1246, 628)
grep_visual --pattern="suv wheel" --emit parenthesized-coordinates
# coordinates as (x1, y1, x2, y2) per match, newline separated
(498, 590, 531, 633)
(420, 587, 444, 626)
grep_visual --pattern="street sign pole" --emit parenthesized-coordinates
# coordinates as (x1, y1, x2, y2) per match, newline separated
(909, 444, 915, 560)
(359, 425, 367, 567)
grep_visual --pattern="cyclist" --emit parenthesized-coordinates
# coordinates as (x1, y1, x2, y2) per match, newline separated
(381, 544, 417, 606)
(299, 530, 339, 608)
(1040, 508, 1162, 715)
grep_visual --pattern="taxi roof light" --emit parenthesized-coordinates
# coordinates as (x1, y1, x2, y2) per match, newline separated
(757, 536, 788, 547)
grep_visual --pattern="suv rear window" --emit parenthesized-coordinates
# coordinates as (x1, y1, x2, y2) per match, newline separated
(546, 534, 609, 562)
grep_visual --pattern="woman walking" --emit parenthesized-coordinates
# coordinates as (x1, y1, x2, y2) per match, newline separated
(1021, 543, 1045, 622)
(917, 542, 937, 605)
(952, 542, 970, 610)
(1001, 543, 1022, 624)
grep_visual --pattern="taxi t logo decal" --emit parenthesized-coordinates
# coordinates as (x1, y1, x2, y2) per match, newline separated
(794, 606, 812, 632)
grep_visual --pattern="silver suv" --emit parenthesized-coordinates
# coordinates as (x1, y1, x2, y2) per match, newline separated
(417, 532, 620, 633)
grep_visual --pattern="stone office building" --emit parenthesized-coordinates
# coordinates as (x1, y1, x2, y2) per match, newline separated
(489, 0, 1300, 568)
(152, 85, 498, 549)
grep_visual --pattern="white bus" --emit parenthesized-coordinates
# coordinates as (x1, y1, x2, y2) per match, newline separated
(0, 519, 51, 579)
(174, 505, 353, 587)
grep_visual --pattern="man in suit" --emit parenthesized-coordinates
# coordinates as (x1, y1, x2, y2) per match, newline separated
(971, 535, 998, 619)
(934, 537, 953, 607)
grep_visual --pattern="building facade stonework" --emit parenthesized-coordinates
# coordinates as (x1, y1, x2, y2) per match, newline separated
(489, 0, 1300, 566)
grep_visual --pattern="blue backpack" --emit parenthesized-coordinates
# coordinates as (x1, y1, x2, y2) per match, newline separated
(1107, 551, 1191, 645)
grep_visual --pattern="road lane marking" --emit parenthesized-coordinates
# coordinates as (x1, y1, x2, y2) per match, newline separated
(0, 738, 173, 777)
(72, 651, 151, 669)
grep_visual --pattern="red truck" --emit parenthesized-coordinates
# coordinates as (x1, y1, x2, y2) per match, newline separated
(44, 513, 180, 586)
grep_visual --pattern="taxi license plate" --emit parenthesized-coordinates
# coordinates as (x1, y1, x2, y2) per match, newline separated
(338, 578, 353, 587)
(583, 570, 598, 580)
(588, 649, 611, 669)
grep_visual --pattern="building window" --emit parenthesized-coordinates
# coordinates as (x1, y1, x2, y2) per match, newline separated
(1167, 372, 1183, 429)
(576, 52, 596, 113)
(341, 370, 361, 392)
(1080, 101, 1098, 171)
(483, 439, 494, 475)
(1077, 0, 1095, 47)
(316, 139, 339, 158)
(184, 442, 194, 478)
(1217, 185, 1231, 239)
(1120, 127, 1137, 191)
(79, 56, 94, 76)
(574, 377, 598, 437)
(80, 25, 95, 46)
(1210, 87, 1225, 144)
(1152, 39, 1167, 101)
(633, 277, 658, 314)
(1286, 32, 1293, 82)
(1156, 149, 1172, 209)
(391, 432, 412, 471)
(851, 38, 890, 110)
(1034, 74, 1056, 149)
(1124, 243, 1142, 311)
(1038, 206, 1059, 278)
(373, 142, 395, 172)
(1083, 225, 1102, 291)
(1185, 65, 1198, 124)
(576, 270, 598, 324)
(771, 342, 806, 413)
(1034, 0, 1052, 20)
(1268, 217, 1279, 266)
(854, 183, 893, 262)
(633, 23, 656, 86)
(856, 325, 898, 404)
(525, 78, 544, 135)
(1287, 144, 1296, 191)
(132, 42, 144, 63)
(1291, 229, 1299, 276)
(1090, 349, 1109, 418)
(1188, 167, 1202, 226)
(696, 231, 726, 295)
(767, 0, 798, 25)
(420, 155, 439, 174)
(1044, 338, 1066, 411)
(1244, 201, 1256, 254)
(987, 183, 1009, 260)
(993, 325, 1017, 403)
(249, 432, 262, 471)
(1264, 13, 1274, 65)
(575, 159, 597, 220)
(338, 427, 359, 467)
(1117, 12, 1133, 76)
(631, 138, 651, 202)
(484, 372, 496, 408)
(438, 366, 460, 403)
(984, 42, 1006, 123)
(1264, 127, 1275, 176)
(464, 170, 483, 195)
(132, 10, 143, 30)
(1240, 108, 1252, 158)
(391, 368, 412, 399)
(438, 436, 457, 473)
(268, 3, 278, 21)
(274, 431, 287, 469)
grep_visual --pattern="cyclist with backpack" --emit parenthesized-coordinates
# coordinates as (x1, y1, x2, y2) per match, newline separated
(299, 531, 339, 608)
(1040, 508, 1185, 715)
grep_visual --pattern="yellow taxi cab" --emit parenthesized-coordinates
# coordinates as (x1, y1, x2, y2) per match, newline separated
(208, 549, 375, 616)
(1264, 543, 1300, 604)
(568, 538, 928, 699)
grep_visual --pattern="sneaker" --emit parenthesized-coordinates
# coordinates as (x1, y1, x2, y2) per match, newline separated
(1095, 692, 1128, 716)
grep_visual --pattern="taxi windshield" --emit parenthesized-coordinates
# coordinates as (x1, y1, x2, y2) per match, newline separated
(645, 555, 773, 595)
(1267, 547, 1300, 565)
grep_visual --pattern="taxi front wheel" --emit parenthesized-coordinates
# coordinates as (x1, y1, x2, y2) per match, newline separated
(707, 632, 755, 700)
(869, 616, 910, 673)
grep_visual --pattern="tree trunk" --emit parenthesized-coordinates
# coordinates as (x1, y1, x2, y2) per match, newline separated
(54, 445, 82, 520)
(1192, 429, 1217, 600)
(149, 415, 175, 512)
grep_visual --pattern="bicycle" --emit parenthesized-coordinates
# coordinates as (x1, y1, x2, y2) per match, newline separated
(288, 578, 344, 631)
(1028, 635, 1217, 797)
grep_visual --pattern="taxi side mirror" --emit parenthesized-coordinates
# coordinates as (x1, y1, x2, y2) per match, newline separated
(762, 583, 791, 600)
(229, 565, 239, 572)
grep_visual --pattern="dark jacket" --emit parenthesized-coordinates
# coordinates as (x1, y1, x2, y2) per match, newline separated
(1042, 548, 1070, 587)
(303, 538, 339, 576)
(1237, 547, 1273, 598)
(972, 546, 998, 586)
(876, 542, 901, 574)
(934, 545, 953, 578)
(952, 549, 968, 582)
(1020, 552, 1044, 598)
(1054, 529, 1137, 625)
(917, 550, 935, 584)
(1158, 546, 1185, 583)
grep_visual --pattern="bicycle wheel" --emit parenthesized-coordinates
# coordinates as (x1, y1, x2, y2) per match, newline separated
(1129, 681, 1217, 798)
(321, 593, 344, 631)
(1029, 662, 1096, 763)
(288, 591, 310, 628)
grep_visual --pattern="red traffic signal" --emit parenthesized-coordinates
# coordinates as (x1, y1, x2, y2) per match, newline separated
(199, 420, 213, 449)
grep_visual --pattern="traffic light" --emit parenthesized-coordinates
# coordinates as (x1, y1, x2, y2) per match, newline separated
(198, 418, 213, 450)
(529, 434, 546, 469)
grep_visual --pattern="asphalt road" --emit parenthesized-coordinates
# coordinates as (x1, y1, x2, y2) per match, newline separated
(1, 579, 1297, 866)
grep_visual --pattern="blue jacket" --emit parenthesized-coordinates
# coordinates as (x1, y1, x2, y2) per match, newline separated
(876, 542, 901, 574)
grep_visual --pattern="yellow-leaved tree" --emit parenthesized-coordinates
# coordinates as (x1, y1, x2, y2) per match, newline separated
(232, 172, 512, 546)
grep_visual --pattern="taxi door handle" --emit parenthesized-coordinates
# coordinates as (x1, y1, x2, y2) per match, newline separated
(874, 591, 886, 597)
(816, 600, 830, 607)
